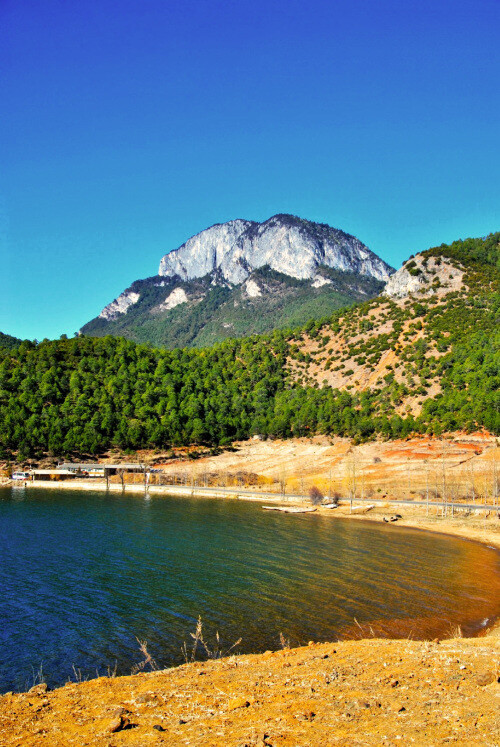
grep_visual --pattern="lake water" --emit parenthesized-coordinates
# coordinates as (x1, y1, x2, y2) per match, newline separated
(1, 486, 500, 693)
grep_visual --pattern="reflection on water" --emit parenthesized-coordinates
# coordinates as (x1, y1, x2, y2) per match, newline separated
(0, 487, 499, 692)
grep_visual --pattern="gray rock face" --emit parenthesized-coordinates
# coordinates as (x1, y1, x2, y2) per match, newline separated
(158, 214, 393, 284)
(99, 290, 140, 320)
(158, 219, 254, 282)
(383, 265, 427, 299)
(383, 255, 464, 299)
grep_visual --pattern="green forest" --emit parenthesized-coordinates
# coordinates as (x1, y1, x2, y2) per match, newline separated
(0, 332, 22, 351)
(80, 265, 384, 349)
(0, 234, 498, 460)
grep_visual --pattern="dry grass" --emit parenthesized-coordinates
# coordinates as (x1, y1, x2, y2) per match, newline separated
(131, 638, 158, 674)
(143, 433, 499, 507)
(182, 617, 242, 664)
(448, 623, 464, 639)
(279, 632, 290, 650)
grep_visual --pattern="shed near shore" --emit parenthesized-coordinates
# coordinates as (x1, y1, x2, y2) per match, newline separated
(30, 469, 78, 481)
(59, 463, 146, 476)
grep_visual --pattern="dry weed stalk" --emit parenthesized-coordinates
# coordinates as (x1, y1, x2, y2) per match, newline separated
(352, 617, 376, 638)
(30, 663, 45, 689)
(279, 632, 290, 649)
(182, 616, 242, 663)
(448, 624, 463, 639)
(131, 637, 158, 674)
(71, 664, 86, 683)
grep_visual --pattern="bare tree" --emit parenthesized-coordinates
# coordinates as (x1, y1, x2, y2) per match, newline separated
(299, 472, 305, 497)
(493, 447, 498, 509)
(441, 439, 448, 516)
(279, 466, 287, 497)
(359, 461, 365, 503)
(424, 458, 430, 515)
(345, 454, 357, 513)
(467, 458, 476, 504)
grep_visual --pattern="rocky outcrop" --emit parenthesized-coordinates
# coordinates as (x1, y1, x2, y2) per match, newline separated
(159, 287, 189, 311)
(99, 291, 140, 320)
(244, 279, 262, 298)
(158, 219, 254, 282)
(158, 214, 393, 284)
(311, 275, 332, 288)
(383, 264, 428, 299)
(83, 214, 392, 343)
(384, 255, 464, 299)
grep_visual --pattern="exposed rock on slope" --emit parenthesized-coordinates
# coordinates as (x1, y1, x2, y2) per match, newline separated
(159, 287, 189, 311)
(158, 218, 254, 282)
(98, 291, 140, 321)
(159, 214, 393, 283)
(384, 254, 464, 298)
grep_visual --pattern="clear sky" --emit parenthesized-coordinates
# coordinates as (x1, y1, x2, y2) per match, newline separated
(1, 0, 499, 340)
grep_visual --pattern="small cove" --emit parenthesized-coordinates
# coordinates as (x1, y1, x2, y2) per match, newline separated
(1, 486, 500, 693)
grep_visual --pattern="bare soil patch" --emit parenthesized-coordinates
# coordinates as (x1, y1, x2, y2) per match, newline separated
(1, 636, 498, 746)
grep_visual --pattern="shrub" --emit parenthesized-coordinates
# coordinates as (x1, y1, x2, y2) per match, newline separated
(309, 485, 324, 505)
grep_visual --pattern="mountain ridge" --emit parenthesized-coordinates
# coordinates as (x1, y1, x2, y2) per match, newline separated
(80, 214, 393, 347)
(0, 332, 22, 350)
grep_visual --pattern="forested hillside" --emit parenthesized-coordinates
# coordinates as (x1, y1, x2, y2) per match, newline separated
(0, 234, 498, 460)
(0, 332, 22, 350)
(80, 266, 384, 348)
(286, 234, 499, 432)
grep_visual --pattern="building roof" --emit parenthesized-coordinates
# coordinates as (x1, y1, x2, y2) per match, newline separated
(31, 469, 76, 475)
(59, 463, 146, 470)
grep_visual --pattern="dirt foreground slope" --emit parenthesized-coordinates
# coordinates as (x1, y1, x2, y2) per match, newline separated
(1, 635, 499, 746)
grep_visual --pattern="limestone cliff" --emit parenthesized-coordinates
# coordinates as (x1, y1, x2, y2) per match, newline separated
(158, 214, 393, 284)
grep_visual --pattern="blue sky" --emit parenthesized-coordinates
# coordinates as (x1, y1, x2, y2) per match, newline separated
(1, 0, 499, 340)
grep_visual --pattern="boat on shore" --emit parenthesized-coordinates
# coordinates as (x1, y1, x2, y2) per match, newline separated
(262, 505, 317, 513)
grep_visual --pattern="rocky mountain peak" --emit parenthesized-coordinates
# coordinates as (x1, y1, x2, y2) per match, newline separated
(158, 214, 393, 284)
(81, 214, 394, 345)
(158, 219, 255, 282)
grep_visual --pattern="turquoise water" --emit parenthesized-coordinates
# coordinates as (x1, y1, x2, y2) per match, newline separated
(1, 486, 499, 693)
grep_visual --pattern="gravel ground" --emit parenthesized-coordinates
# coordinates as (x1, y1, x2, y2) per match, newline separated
(1, 637, 499, 746)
